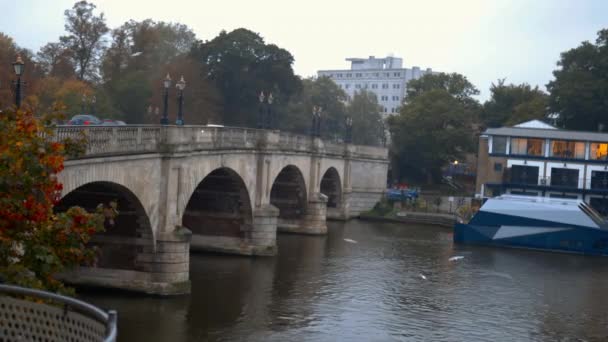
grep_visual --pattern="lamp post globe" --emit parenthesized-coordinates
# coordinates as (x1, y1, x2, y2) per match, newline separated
(12, 55, 25, 108)
(161, 73, 171, 125)
(175, 76, 186, 125)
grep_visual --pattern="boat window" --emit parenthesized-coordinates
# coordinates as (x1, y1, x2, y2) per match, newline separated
(579, 202, 607, 228)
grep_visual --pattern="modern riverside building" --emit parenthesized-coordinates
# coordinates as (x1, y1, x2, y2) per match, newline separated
(475, 120, 608, 216)
(317, 56, 433, 118)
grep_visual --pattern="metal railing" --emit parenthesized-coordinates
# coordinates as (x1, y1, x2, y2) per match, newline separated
(498, 175, 608, 191)
(0, 283, 117, 341)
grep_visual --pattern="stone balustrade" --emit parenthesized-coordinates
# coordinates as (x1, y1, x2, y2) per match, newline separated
(54, 125, 387, 160)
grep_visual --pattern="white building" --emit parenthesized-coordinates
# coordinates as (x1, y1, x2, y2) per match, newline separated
(317, 56, 433, 118)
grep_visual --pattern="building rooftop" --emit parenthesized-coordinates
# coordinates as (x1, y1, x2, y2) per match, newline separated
(485, 120, 608, 142)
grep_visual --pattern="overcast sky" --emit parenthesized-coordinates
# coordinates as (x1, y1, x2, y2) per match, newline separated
(2, 0, 607, 100)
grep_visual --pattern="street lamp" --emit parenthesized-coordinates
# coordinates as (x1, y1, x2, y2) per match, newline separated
(91, 95, 96, 115)
(81, 93, 87, 114)
(258, 91, 265, 129)
(175, 75, 186, 125)
(161, 73, 171, 125)
(311, 106, 322, 137)
(345, 116, 353, 143)
(12, 55, 25, 108)
(267, 92, 274, 129)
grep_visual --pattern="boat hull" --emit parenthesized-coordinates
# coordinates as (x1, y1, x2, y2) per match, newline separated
(454, 223, 608, 256)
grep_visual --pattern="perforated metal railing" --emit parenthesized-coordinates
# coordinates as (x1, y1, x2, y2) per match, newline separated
(0, 284, 117, 342)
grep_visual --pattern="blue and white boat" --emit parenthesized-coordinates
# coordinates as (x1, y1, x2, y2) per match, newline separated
(454, 195, 608, 255)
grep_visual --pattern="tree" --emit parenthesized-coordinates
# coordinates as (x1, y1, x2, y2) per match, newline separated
(482, 79, 549, 127)
(406, 72, 480, 101)
(346, 90, 385, 145)
(282, 76, 347, 136)
(389, 73, 480, 183)
(547, 29, 608, 131)
(0, 33, 44, 110)
(60, 1, 109, 81)
(100, 19, 217, 123)
(191, 28, 301, 127)
(33, 77, 94, 115)
(0, 107, 105, 293)
(36, 42, 76, 79)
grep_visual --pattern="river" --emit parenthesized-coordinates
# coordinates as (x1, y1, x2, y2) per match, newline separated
(81, 220, 608, 341)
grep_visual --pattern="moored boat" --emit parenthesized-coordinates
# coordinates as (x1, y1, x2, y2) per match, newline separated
(454, 195, 608, 255)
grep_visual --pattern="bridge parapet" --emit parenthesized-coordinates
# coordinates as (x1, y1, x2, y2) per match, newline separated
(55, 125, 385, 160)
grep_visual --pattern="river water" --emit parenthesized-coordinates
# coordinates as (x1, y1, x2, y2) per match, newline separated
(81, 220, 608, 341)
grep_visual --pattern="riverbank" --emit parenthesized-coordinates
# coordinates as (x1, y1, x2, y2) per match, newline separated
(359, 211, 457, 228)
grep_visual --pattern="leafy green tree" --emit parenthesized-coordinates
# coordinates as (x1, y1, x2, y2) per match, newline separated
(60, 1, 109, 81)
(346, 90, 385, 145)
(482, 79, 548, 127)
(547, 29, 608, 131)
(389, 73, 480, 183)
(282, 76, 346, 136)
(191, 28, 301, 127)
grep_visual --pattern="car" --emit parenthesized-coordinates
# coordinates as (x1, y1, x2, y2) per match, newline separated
(101, 119, 127, 126)
(67, 114, 102, 126)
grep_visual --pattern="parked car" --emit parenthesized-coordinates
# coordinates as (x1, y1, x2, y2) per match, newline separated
(101, 119, 127, 126)
(67, 114, 102, 126)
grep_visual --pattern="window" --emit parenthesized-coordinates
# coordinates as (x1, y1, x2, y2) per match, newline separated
(392, 96, 399, 101)
(345, 84, 350, 89)
(382, 84, 389, 89)
(337, 73, 343, 78)
(590, 142, 608, 160)
(346, 73, 352, 78)
(371, 84, 378, 89)
(385, 72, 390, 77)
(355, 84, 361, 89)
(374, 72, 379, 77)
(393, 84, 400, 89)
(550, 140, 585, 159)
(492, 136, 507, 154)
(590, 197, 608, 217)
(591, 171, 608, 190)
(380, 95, 388, 101)
(494, 163, 503, 171)
(550, 168, 579, 188)
(394, 72, 401, 77)
(510, 138, 544, 156)
(364, 84, 368, 89)
(355, 73, 362, 77)
(510, 165, 539, 185)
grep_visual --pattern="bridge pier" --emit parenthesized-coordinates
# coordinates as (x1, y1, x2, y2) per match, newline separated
(277, 193, 328, 235)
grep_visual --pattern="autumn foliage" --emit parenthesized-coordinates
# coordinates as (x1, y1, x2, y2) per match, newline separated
(0, 107, 105, 293)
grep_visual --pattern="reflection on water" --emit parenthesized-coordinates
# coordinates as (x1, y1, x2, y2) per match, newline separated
(81, 220, 608, 341)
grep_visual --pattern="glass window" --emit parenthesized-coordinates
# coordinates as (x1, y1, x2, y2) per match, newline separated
(510, 138, 527, 155)
(510, 165, 539, 185)
(590, 142, 608, 160)
(492, 136, 507, 154)
(550, 140, 585, 159)
(346, 73, 352, 78)
(345, 84, 350, 89)
(355, 84, 361, 89)
(527, 139, 544, 156)
(550, 168, 579, 188)
(371, 84, 378, 89)
(591, 171, 608, 190)
(494, 163, 503, 171)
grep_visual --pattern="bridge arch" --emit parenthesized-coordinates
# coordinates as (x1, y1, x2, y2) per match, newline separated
(182, 167, 254, 252)
(270, 165, 308, 230)
(55, 181, 154, 271)
(320, 167, 342, 208)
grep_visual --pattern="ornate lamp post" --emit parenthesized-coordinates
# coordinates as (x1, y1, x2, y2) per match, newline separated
(91, 95, 96, 115)
(12, 55, 25, 109)
(315, 106, 322, 137)
(161, 74, 171, 125)
(267, 92, 274, 129)
(81, 94, 87, 114)
(258, 91, 265, 129)
(175, 76, 186, 125)
(345, 116, 353, 143)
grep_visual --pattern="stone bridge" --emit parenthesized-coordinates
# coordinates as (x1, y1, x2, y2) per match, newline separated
(53, 126, 388, 295)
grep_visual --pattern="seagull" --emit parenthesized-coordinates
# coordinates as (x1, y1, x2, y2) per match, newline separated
(131, 51, 143, 57)
(419, 273, 427, 280)
(449, 256, 464, 262)
(343, 238, 358, 244)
